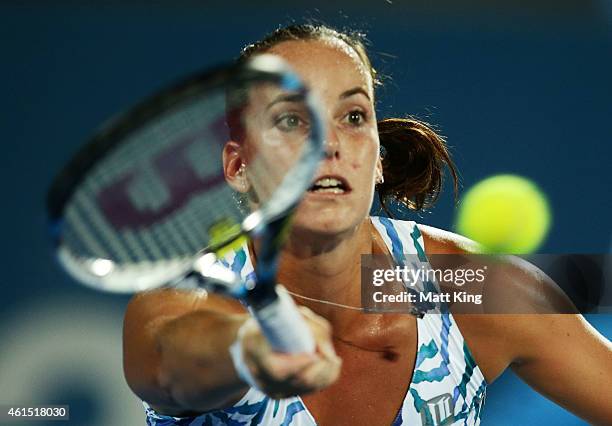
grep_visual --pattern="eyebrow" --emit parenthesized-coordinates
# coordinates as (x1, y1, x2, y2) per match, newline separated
(265, 87, 371, 110)
(265, 93, 305, 111)
(340, 87, 371, 101)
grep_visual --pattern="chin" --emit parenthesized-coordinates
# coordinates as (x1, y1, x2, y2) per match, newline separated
(290, 202, 367, 237)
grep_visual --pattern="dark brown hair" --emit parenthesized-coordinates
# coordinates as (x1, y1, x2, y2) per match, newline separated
(240, 24, 458, 216)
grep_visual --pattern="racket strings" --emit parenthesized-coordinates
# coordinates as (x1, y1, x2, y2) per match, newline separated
(56, 70, 319, 291)
(62, 91, 234, 263)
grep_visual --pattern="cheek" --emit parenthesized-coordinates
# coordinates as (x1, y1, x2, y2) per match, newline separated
(347, 129, 380, 172)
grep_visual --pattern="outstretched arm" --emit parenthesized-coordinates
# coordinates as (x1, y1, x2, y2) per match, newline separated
(506, 313, 612, 425)
(419, 224, 612, 425)
(123, 288, 341, 416)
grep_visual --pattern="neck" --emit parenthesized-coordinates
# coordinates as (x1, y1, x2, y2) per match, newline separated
(273, 218, 373, 320)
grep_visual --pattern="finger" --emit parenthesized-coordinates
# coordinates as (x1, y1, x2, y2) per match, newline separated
(260, 352, 320, 381)
(316, 337, 339, 360)
(290, 355, 342, 391)
(299, 306, 332, 333)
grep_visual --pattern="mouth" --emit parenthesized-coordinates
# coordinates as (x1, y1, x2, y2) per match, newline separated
(308, 175, 351, 195)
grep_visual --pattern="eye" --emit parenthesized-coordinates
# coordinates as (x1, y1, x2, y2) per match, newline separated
(346, 110, 366, 126)
(275, 113, 306, 132)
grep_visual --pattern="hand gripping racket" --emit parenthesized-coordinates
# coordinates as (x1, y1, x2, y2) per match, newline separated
(46, 54, 324, 353)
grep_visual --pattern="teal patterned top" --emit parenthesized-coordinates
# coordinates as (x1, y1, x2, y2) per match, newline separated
(144, 217, 487, 425)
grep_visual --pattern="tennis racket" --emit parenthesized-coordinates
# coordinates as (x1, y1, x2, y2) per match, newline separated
(46, 54, 324, 353)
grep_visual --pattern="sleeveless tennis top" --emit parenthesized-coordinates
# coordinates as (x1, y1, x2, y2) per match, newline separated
(144, 217, 487, 425)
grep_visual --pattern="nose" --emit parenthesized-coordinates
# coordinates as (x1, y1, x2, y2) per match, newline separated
(324, 126, 340, 160)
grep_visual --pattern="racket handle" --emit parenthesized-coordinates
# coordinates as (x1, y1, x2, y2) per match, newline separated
(251, 286, 316, 353)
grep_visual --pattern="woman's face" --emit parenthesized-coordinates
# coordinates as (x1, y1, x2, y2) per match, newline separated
(265, 38, 381, 236)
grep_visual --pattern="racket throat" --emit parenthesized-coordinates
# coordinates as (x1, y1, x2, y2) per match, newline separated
(246, 215, 293, 308)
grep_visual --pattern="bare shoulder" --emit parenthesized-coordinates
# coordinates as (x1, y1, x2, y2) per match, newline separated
(416, 223, 482, 254)
(416, 223, 572, 314)
(414, 231, 612, 424)
(123, 288, 246, 371)
(125, 288, 246, 325)
(124, 288, 246, 349)
(415, 223, 581, 380)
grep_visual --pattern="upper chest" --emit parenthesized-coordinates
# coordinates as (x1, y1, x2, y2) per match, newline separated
(301, 314, 417, 426)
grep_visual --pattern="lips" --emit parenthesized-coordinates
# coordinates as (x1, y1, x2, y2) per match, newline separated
(308, 175, 351, 194)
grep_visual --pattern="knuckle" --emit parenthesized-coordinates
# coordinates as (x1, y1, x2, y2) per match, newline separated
(298, 306, 315, 318)
(313, 317, 332, 334)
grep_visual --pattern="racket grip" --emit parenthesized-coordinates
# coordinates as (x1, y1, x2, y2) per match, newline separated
(251, 286, 316, 353)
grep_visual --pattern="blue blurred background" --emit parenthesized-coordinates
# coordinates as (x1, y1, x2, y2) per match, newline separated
(1, 1, 611, 425)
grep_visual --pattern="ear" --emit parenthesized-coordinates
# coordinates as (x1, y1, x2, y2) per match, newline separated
(375, 157, 384, 184)
(222, 141, 250, 193)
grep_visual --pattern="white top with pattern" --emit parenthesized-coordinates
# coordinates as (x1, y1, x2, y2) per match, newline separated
(144, 217, 487, 426)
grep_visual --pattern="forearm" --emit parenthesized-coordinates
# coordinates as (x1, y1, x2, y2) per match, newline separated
(510, 314, 612, 425)
(154, 309, 250, 412)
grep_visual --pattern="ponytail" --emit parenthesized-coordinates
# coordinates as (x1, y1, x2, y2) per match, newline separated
(376, 118, 459, 216)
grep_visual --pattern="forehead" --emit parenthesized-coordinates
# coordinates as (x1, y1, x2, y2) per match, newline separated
(266, 39, 373, 97)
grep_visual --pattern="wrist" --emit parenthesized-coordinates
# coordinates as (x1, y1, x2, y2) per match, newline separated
(229, 319, 260, 390)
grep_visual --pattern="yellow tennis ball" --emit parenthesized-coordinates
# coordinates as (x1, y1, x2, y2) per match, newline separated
(455, 174, 552, 254)
(208, 218, 247, 257)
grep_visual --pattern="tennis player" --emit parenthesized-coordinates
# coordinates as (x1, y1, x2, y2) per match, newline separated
(123, 24, 612, 425)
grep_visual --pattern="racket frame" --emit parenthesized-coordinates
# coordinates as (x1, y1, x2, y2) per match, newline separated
(47, 55, 324, 353)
